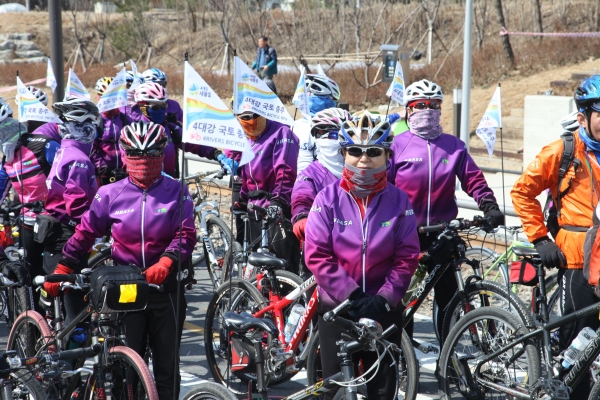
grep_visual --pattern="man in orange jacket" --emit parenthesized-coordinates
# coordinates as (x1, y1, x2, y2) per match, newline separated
(511, 75, 600, 398)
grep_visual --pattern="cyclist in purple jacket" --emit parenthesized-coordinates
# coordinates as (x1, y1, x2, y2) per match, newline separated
(388, 79, 505, 338)
(305, 112, 419, 400)
(41, 99, 101, 322)
(129, 68, 183, 124)
(49, 121, 195, 400)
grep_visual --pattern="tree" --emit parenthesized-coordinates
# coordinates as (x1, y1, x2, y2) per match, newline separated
(493, 0, 515, 69)
(532, 0, 543, 34)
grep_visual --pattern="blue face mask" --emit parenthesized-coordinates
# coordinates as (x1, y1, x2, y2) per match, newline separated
(308, 95, 337, 117)
(147, 107, 166, 124)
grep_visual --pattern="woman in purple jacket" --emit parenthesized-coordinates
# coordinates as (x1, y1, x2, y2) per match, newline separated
(305, 112, 419, 400)
(388, 79, 504, 338)
(41, 99, 101, 322)
(47, 121, 196, 400)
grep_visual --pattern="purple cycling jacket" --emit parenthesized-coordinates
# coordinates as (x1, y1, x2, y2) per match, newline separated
(388, 131, 497, 227)
(45, 139, 98, 227)
(128, 99, 183, 124)
(31, 122, 62, 143)
(225, 120, 299, 209)
(91, 112, 133, 174)
(304, 181, 419, 310)
(62, 175, 196, 272)
(291, 161, 337, 224)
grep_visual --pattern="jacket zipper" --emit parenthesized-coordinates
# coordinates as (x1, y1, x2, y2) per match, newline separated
(346, 191, 369, 292)
(141, 191, 147, 268)
(427, 140, 432, 227)
(113, 124, 119, 170)
(248, 142, 259, 190)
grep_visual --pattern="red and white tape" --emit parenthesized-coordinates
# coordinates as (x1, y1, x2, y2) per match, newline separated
(500, 27, 600, 38)
(0, 77, 47, 94)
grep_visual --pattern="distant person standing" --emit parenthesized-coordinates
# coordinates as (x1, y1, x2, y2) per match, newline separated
(252, 35, 278, 94)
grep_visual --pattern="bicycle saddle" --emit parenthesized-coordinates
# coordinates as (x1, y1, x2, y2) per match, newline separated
(223, 311, 278, 335)
(513, 247, 539, 257)
(248, 252, 288, 270)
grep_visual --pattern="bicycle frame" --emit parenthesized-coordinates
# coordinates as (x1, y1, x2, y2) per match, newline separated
(479, 229, 534, 284)
(253, 275, 318, 356)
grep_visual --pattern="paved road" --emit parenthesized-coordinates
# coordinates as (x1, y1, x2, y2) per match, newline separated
(0, 260, 441, 399)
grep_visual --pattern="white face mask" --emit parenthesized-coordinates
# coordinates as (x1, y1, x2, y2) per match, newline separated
(315, 138, 344, 178)
(58, 121, 97, 144)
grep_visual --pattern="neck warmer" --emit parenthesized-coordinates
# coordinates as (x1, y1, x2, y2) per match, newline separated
(125, 154, 164, 190)
(141, 105, 166, 124)
(579, 127, 600, 161)
(308, 95, 337, 117)
(341, 162, 387, 199)
(102, 109, 120, 119)
(58, 121, 97, 144)
(239, 116, 267, 139)
(407, 109, 443, 141)
(0, 118, 25, 164)
(316, 138, 344, 178)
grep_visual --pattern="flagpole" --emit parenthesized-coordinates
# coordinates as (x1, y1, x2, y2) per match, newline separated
(15, 71, 29, 287)
(496, 82, 510, 308)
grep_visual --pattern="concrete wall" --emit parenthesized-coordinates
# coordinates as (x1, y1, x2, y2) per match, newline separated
(523, 95, 575, 169)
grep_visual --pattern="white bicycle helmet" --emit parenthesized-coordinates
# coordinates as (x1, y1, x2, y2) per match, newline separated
(53, 99, 100, 125)
(310, 108, 352, 138)
(142, 68, 167, 87)
(134, 82, 168, 104)
(305, 74, 341, 101)
(339, 111, 392, 148)
(15, 86, 49, 106)
(560, 111, 580, 132)
(404, 79, 444, 106)
(0, 98, 13, 123)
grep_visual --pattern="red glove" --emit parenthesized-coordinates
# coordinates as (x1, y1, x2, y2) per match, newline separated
(144, 257, 173, 285)
(43, 263, 73, 298)
(293, 218, 307, 241)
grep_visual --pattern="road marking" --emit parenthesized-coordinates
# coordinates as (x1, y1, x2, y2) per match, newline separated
(184, 321, 204, 335)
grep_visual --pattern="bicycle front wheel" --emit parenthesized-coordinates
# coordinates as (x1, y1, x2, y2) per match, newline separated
(465, 247, 508, 286)
(83, 345, 158, 400)
(88, 247, 114, 268)
(438, 306, 540, 400)
(1, 369, 48, 400)
(7, 310, 55, 357)
(181, 382, 238, 400)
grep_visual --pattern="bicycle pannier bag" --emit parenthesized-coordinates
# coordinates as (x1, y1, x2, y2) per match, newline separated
(509, 260, 539, 286)
(33, 214, 61, 244)
(89, 265, 149, 313)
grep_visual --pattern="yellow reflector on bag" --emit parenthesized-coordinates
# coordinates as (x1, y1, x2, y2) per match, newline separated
(119, 284, 137, 303)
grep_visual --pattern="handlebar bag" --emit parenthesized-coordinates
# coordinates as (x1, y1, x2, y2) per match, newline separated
(509, 259, 539, 286)
(89, 265, 149, 313)
(33, 214, 61, 244)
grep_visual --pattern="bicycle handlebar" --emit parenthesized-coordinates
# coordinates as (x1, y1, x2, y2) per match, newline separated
(0, 201, 44, 215)
(418, 216, 490, 234)
(183, 168, 227, 182)
(53, 344, 101, 361)
(34, 274, 78, 285)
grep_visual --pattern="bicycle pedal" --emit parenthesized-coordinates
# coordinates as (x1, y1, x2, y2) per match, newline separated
(532, 378, 569, 400)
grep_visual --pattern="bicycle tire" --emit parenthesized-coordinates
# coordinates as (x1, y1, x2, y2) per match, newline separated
(465, 247, 508, 286)
(83, 345, 159, 400)
(589, 377, 600, 399)
(438, 306, 541, 400)
(1, 369, 48, 400)
(306, 329, 419, 400)
(203, 215, 234, 290)
(87, 247, 114, 268)
(220, 241, 243, 283)
(204, 279, 268, 396)
(441, 279, 533, 347)
(6, 310, 55, 356)
(6, 285, 33, 329)
(181, 381, 238, 400)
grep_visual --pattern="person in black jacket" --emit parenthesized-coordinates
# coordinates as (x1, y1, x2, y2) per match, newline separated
(252, 36, 278, 94)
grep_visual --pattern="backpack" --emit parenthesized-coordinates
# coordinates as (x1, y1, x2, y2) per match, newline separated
(544, 132, 582, 238)
(583, 207, 599, 285)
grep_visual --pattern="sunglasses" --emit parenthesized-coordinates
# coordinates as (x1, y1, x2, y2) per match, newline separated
(238, 113, 260, 121)
(313, 129, 338, 140)
(126, 149, 163, 157)
(408, 101, 441, 110)
(345, 146, 384, 158)
(147, 103, 167, 111)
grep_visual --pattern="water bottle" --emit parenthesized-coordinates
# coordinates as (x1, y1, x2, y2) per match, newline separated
(561, 327, 597, 369)
(284, 304, 305, 342)
(402, 265, 427, 306)
(242, 264, 254, 280)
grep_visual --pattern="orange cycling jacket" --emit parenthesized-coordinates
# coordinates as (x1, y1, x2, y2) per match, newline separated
(511, 130, 600, 269)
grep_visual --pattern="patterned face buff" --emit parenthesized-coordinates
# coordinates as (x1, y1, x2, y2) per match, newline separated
(58, 121, 97, 143)
(0, 118, 25, 164)
(238, 116, 267, 139)
(125, 154, 164, 189)
(342, 162, 387, 199)
(407, 109, 443, 141)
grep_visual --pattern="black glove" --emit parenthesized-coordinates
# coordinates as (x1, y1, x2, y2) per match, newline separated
(534, 236, 566, 269)
(348, 295, 391, 321)
(349, 288, 370, 301)
(481, 203, 505, 228)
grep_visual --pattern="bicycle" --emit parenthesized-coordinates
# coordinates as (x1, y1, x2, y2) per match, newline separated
(401, 217, 533, 347)
(437, 257, 600, 400)
(7, 270, 159, 400)
(219, 299, 410, 400)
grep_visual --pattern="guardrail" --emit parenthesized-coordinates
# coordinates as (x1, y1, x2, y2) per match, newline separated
(456, 198, 518, 218)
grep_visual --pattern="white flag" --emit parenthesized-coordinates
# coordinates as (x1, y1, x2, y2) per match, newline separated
(129, 59, 143, 90)
(97, 68, 128, 113)
(182, 62, 254, 165)
(386, 60, 405, 105)
(65, 68, 90, 100)
(233, 56, 294, 125)
(46, 58, 57, 93)
(292, 66, 311, 120)
(17, 77, 62, 124)
(475, 86, 502, 157)
(316, 64, 327, 76)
